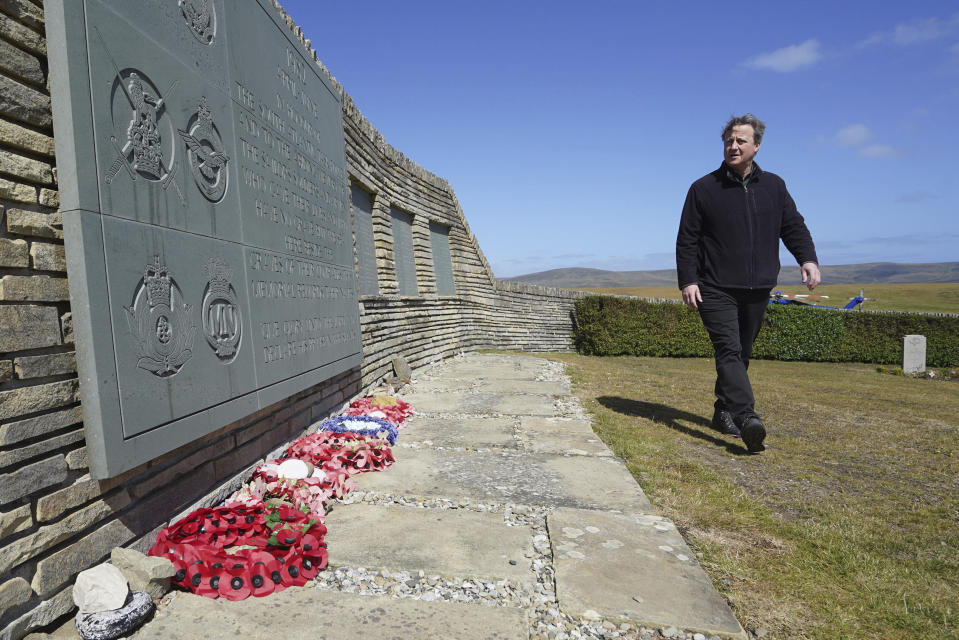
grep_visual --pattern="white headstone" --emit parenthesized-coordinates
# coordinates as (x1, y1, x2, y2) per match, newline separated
(903, 335, 926, 374)
(73, 563, 129, 613)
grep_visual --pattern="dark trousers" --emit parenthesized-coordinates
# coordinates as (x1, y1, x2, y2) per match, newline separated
(698, 283, 771, 423)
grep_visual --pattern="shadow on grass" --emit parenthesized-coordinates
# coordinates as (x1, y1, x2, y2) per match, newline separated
(597, 396, 750, 455)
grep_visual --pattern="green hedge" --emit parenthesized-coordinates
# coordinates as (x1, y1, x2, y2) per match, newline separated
(572, 296, 959, 367)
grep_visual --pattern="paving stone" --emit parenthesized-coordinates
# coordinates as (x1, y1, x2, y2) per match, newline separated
(519, 417, 613, 457)
(325, 503, 532, 582)
(401, 415, 517, 449)
(0, 237, 29, 267)
(0, 359, 11, 383)
(0, 304, 61, 352)
(408, 390, 557, 416)
(549, 508, 745, 639)
(133, 588, 528, 640)
(415, 378, 570, 395)
(426, 355, 550, 380)
(0, 379, 78, 421)
(354, 447, 651, 512)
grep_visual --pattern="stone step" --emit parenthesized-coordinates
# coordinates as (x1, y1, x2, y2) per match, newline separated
(353, 447, 653, 513)
(131, 588, 528, 640)
(549, 507, 746, 639)
(324, 503, 532, 583)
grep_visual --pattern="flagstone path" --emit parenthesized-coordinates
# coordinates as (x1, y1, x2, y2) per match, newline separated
(111, 353, 746, 640)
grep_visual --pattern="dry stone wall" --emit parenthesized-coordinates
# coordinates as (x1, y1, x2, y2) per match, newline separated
(0, 1, 584, 636)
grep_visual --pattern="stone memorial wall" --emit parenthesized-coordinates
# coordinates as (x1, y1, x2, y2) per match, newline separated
(0, 1, 586, 636)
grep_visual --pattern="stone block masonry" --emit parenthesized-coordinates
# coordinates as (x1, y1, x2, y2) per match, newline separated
(0, 2, 589, 638)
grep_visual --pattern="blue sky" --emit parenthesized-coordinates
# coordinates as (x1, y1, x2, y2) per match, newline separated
(279, 0, 959, 279)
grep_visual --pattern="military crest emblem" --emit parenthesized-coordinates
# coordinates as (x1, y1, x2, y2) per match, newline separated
(95, 28, 185, 205)
(201, 257, 241, 361)
(179, 0, 216, 45)
(124, 256, 196, 377)
(179, 98, 230, 202)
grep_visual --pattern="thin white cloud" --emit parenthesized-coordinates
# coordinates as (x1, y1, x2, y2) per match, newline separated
(859, 144, 896, 158)
(859, 12, 959, 48)
(893, 17, 953, 45)
(835, 124, 873, 147)
(743, 39, 822, 72)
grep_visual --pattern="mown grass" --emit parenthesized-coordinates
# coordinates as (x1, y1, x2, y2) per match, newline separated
(578, 282, 959, 314)
(540, 353, 959, 640)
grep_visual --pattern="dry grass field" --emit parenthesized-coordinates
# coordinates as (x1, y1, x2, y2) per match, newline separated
(578, 282, 959, 314)
(539, 353, 959, 640)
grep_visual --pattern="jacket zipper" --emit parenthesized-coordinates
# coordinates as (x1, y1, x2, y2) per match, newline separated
(743, 181, 755, 288)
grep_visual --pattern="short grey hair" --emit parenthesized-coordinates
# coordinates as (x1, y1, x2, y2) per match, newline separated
(722, 114, 766, 145)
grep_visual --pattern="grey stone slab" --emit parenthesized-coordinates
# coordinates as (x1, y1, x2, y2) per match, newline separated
(549, 508, 745, 639)
(46, 0, 362, 478)
(325, 503, 532, 582)
(408, 391, 557, 416)
(424, 356, 550, 381)
(519, 417, 612, 456)
(131, 588, 528, 640)
(354, 447, 651, 512)
(400, 416, 518, 449)
(415, 378, 569, 395)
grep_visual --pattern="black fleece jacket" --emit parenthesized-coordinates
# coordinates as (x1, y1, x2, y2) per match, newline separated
(676, 162, 818, 290)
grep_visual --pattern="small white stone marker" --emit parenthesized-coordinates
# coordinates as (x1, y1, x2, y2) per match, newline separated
(903, 334, 926, 374)
(73, 564, 129, 614)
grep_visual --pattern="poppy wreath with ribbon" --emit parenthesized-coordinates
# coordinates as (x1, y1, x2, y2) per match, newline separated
(225, 474, 338, 522)
(283, 430, 395, 475)
(343, 396, 414, 427)
(315, 415, 398, 445)
(149, 504, 328, 600)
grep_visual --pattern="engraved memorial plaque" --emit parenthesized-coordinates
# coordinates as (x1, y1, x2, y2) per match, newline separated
(47, 0, 362, 477)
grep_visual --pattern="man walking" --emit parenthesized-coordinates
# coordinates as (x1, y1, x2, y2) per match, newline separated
(676, 114, 820, 453)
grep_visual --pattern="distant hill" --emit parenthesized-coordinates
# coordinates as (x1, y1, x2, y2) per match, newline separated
(503, 262, 959, 288)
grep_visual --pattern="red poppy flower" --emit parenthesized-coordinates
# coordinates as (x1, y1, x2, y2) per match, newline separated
(248, 550, 279, 597)
(218, 564, 252, 601)
(276, 549, 308, 587)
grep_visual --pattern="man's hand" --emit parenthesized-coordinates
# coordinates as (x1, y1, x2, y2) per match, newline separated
(801, 262, 821, 291)
(682, 284, 702, 310)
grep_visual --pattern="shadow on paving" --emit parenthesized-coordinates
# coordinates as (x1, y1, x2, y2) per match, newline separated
(597, 396, 751, 456)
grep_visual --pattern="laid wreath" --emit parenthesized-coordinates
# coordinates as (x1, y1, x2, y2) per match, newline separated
(284, 430, 395, 474)
(148, 504, 328, 600)
(149, 402, 407, 602)
(315, 415, 398, 445)
(343, 396, 414, 427)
